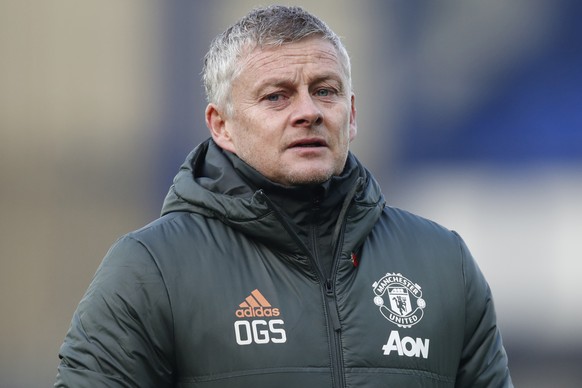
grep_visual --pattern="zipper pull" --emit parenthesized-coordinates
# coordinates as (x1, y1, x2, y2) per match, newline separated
(325, 279, 342, 331)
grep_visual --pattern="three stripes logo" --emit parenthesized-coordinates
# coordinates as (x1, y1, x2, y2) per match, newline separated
(235, 289, 280, 318)
(233, 289, 287, 345)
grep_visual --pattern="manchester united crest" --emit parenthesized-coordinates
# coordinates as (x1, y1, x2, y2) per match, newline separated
(372, 273, 426, 328)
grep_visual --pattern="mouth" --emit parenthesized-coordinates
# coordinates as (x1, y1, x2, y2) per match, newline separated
(288, 138, 327, 148)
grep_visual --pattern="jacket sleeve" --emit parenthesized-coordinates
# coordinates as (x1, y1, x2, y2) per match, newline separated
(453, 233, 513, 387)
(55, 236, 174, 388)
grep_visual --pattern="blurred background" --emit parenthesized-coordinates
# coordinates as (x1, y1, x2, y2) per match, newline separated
(1, 0, 581, 386)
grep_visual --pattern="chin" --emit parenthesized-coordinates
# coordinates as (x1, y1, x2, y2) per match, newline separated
(283, 169, 335, 186)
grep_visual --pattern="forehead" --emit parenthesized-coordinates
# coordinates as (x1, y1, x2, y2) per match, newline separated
(236, 38, 346, 85)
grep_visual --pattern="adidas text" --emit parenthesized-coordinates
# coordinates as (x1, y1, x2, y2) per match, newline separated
(235, 306, 280, 318)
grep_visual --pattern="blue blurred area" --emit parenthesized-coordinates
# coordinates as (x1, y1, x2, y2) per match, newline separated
(154, 0, 214, 206)
(399, 1, 582, 167)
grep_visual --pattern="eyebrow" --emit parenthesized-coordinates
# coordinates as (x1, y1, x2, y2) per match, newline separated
(311, 74, 345, 90)
(254, 72, 346, 95)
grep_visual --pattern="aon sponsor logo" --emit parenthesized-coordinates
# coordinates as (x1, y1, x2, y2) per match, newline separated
(234, 319, 287, 345)
(382, 330, 430, 359)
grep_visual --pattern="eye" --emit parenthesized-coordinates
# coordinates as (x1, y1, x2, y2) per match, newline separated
(260, 90, 290, 109)
(265, 93, 282, 102)
(315, 88, 331, 97)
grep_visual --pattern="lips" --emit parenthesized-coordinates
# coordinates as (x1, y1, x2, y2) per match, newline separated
(288, 138, 327, 148)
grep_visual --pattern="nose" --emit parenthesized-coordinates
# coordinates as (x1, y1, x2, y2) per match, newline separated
(291, 91, 323, 127)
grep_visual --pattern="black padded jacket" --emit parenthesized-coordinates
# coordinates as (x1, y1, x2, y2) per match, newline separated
(56, 139, 512, 387)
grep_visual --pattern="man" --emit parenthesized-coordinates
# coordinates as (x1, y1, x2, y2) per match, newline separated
(56, 5, 512, 387)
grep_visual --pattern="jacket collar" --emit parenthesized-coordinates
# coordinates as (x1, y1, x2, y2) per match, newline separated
(161, 138, 385, 259)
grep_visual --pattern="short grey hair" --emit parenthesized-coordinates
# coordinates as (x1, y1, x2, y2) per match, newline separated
(202, 5, 352, 117)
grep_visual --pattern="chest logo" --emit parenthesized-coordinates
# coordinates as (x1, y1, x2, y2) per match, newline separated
(372, 273, 426, 328)
(234, 289, 287, 346)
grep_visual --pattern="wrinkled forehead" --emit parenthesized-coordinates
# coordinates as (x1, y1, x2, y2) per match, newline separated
(235, 37, 350, 85)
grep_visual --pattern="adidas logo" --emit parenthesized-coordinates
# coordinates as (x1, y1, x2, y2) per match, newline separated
(235, 289, 281, 318)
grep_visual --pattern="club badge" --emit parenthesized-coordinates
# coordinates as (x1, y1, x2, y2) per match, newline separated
(372, 273, 426, 328)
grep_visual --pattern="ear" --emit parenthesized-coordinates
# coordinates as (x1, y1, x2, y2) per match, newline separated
(205, 103, 236, 153)
(349, 93, 357, 142)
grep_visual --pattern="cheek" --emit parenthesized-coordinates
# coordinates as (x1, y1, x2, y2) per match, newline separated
(335, 116, 353, 142)
(234, 133, 268, 162)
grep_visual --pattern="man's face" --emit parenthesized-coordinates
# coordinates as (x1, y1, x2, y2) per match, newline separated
(206, 37, 357, 186)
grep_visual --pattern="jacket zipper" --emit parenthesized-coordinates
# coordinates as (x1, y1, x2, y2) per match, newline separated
(310, 193, 346, 388)
(257, 190, 347, 388)
(324, 278, 345, 388)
